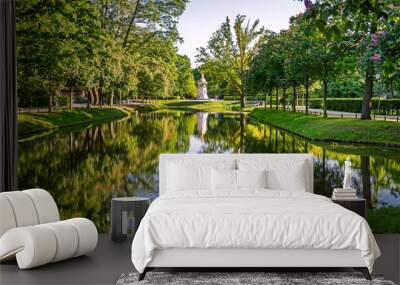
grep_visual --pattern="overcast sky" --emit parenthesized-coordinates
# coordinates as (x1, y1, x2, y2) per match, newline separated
(177, 0, 305, 66)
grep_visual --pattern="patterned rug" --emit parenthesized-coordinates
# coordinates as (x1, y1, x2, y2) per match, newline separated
(116, 271, 396, 285)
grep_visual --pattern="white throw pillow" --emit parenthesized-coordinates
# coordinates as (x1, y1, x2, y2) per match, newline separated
(236, 169, 267, 189)
(212, 168, 237, 191)
(266, 162, 307, 191)
(167, 162, 212, 191)
(237, 158, 309, 192)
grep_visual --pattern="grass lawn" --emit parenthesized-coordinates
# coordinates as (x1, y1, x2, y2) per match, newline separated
(18, 108, 130, 135)
(140, 100, 256, 113)
(250, 108, 400, 146)
(368, 207, 400, 233)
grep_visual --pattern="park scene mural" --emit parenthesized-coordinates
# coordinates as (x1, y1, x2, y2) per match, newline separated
(16, 0, 400, 234)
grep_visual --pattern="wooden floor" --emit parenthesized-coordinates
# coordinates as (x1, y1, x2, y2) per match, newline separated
(0, 234, 133, 285)
(0, 234, 399, 285)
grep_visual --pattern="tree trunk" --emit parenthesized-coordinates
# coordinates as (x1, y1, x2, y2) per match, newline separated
(89, 89, 95, 108)
(92, 87, 99, 106)
(305, 82, 309, 115)
(240, 88, 246, 108)
(82, 91, 90, 109)
(361, 61, 374, 120)
(389, 78, 394, 98)
(264, 90, 267, 108)
(270, 91, 273, 109)
(99, 87, 103, 108)
(282, 85, 286, 111)
(109, 89, 114, 107)
(292, 84, 296, 112)
(123, 0, 141, 48)
(323, 79, 328, 118)
(275, 86, 279, 110)
(48, 94, 53, 112)
(69, 87, 73, 110)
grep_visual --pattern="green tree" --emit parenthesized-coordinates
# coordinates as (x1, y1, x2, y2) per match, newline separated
(197, 15, 266, 107)
(301, 0, 400, 119)
(17, 0, 188, 110)
(174, 55, 197, 98)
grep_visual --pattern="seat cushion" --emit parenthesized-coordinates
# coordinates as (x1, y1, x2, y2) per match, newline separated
(0, 226, 57, 269)
(0, 218, 98, 269)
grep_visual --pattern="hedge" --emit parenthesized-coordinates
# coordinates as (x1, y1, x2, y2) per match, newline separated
(308, 98, 400, 115)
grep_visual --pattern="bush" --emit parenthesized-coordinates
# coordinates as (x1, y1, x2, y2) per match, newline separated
(307, 98, 400, 115)
(56, 96, 68, 107)
(373, 99, 400, 115)
(18, 94, 49, 108)
(309, 98, 322, 109)
(327, 98, 363, 113)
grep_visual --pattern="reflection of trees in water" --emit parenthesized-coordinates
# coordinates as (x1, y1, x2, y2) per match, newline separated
(361, 156, 372, 209)
(202, 115, 242, 153)
(18, 112, 400, 232)
(313, 156, 343, 197)
(243, 121, 399, 205)
(18, 113, 193, 232)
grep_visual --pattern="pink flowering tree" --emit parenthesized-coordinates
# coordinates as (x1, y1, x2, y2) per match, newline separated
(300, 0, 398, 119)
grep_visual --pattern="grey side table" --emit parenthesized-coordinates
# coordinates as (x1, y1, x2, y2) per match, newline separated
(332, 197, 366, 218)
(111, 197, 150, 242)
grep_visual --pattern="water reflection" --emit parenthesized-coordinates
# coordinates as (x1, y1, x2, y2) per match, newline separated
(18, 111, 400, 233)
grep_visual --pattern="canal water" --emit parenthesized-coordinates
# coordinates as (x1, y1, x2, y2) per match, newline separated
(18, 111, 400, 233)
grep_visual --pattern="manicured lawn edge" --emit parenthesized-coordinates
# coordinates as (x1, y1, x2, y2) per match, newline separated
(136, 100, 255, 113)
(18, 107, 132, 136)
(249, 108, 400, 147)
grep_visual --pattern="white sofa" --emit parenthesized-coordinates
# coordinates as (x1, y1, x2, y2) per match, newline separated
(0, 189, 98, 269)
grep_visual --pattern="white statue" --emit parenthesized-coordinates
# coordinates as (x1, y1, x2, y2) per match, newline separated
(343, 157, 353, 189)
(197, 73, 208, 99)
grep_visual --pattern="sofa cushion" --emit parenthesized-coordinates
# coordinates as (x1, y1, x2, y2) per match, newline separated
(0, 218, 98, 269)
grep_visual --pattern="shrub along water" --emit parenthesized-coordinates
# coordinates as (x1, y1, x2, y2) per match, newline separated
(18, 108, 130, 135)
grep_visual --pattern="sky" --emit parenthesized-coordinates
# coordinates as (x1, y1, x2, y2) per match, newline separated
(177, 0, 305, 66)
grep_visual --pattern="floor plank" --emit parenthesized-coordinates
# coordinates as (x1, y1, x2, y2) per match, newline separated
(1, 234, 398, 285)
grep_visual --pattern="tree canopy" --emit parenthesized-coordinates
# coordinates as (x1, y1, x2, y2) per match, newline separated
(196, 15, 267, 107)
(194, 1, 399, 118)
(17, 0, 196, 110)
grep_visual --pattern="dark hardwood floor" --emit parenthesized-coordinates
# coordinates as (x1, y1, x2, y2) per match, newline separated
(1, 234, 399, 285)
(0, 234, 133, 285)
